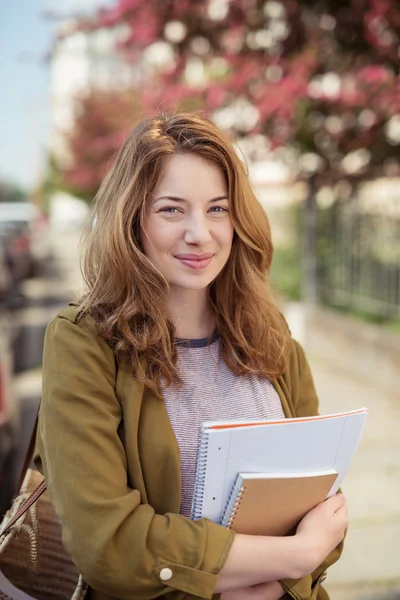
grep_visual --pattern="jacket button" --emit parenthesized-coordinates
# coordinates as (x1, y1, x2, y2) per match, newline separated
(160, 567, 173, 581)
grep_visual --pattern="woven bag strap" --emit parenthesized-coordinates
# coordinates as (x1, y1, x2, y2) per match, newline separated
(1, 340, 119, 539)
(18, 413, 40, 491)
(0, 413, 47, 538)
(0, 479, 47, 537)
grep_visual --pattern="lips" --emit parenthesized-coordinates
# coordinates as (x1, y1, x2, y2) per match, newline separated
(174, 253, 215, 270)
(175, 253, 214, 260)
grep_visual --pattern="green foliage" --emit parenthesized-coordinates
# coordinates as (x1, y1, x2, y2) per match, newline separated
(43, 153, 94, 205)
(0, 181, 26, 203)
(270, 244, 302, 301)
(270, 204, 302, 301)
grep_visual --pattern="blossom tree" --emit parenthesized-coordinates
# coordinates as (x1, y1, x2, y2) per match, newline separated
(59, 91, 142, 201)
(72, 0, 400, 182)
(60, 0, 399, 302)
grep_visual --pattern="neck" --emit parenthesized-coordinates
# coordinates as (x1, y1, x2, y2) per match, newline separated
(168, 287, 215, 339)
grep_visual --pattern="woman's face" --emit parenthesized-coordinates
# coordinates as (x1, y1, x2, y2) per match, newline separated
(141, 153, 234, 293)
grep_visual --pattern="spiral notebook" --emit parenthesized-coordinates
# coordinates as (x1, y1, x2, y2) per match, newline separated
(190, 408, 367, 524)
(220, 470, 338, 536)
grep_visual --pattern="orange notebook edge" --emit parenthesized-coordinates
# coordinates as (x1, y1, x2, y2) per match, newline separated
(208, 408, 368, 430)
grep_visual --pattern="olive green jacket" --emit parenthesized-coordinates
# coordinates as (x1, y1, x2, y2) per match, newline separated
(34, 305, 343, 600)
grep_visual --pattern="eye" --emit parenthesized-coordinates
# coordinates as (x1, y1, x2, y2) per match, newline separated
(159, 207, 181, 213)
(209, 206, 229, 213)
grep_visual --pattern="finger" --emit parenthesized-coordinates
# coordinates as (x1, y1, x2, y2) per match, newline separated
(333, 494, 347, 514)
(327, 493, 345, 509)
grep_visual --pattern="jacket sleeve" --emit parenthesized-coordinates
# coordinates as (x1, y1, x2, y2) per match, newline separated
(34, 315, 235, 600)
(278, 340, 344, 600)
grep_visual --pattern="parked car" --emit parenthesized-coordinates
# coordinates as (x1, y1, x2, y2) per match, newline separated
(0, 202, 52, 280)
(0, 220, 33, 282)
(0, 244, 12, 306)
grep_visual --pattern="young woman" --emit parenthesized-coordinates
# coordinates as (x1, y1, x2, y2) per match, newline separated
(34, 112, 347, 600)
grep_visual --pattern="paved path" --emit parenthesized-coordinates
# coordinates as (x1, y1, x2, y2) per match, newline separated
(305, 351, 400, 599)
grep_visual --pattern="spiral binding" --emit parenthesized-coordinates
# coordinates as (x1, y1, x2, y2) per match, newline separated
(226, 486, 246, 528)
(190, 429, 210, 520)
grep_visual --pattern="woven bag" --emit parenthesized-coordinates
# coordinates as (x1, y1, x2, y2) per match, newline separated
(0, 418, 87, 600)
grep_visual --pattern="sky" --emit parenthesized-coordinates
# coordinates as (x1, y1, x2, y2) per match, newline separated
(0, 0, 111, 192)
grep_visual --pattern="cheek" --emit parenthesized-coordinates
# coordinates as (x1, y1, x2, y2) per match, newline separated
(141, 219, 178, 258)
(219, 222, 235, 254)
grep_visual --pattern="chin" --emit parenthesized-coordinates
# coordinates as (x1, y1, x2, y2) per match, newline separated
(171, 275, 215, 291)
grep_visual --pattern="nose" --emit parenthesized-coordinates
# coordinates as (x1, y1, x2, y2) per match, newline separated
(184, 212, 213, 246)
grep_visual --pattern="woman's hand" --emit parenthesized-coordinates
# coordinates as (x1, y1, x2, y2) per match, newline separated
(294, 493, 348, 575)
(216, 495, 347, 591)
(221, 581, 285, 600)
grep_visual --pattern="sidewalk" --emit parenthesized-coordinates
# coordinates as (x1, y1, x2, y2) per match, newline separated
(283, 301, 400, 598)
(306, 351, 400, 599)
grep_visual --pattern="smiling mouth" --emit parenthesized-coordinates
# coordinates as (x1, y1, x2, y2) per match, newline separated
(175, 254, 215, 270)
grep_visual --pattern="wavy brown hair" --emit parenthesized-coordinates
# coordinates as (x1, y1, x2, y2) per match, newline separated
(78, 112, 291, 395)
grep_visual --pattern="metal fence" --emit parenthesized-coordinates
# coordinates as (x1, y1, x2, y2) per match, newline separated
(316, 188, 400, 320)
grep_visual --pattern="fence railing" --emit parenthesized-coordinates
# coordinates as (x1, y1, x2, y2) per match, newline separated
(263, 178, 400, 321)
(316, 192, 400, 319)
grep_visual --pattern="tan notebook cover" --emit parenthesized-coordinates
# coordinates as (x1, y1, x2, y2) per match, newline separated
(226, 472, 338, 536)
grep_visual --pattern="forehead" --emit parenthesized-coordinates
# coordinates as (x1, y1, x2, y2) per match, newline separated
(155, 153, 227, 196)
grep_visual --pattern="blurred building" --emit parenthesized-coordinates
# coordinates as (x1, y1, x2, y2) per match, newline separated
(50, 19, 136, 168)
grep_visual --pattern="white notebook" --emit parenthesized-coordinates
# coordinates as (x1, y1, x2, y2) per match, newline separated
(190, 408, 367, 523)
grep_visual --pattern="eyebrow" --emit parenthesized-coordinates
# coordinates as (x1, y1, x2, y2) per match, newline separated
(155, 195, 229, 203)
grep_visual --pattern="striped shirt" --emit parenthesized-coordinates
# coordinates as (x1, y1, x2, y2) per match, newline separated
(161, 333, 285, 518)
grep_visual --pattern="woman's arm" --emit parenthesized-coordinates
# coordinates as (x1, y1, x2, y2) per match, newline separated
(216, 535, 303, 592)
(219, 492, 347, 599)
(221, 581, 285, 600)
(215, 493, 347, 593)
(36, 313, 237, 600)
